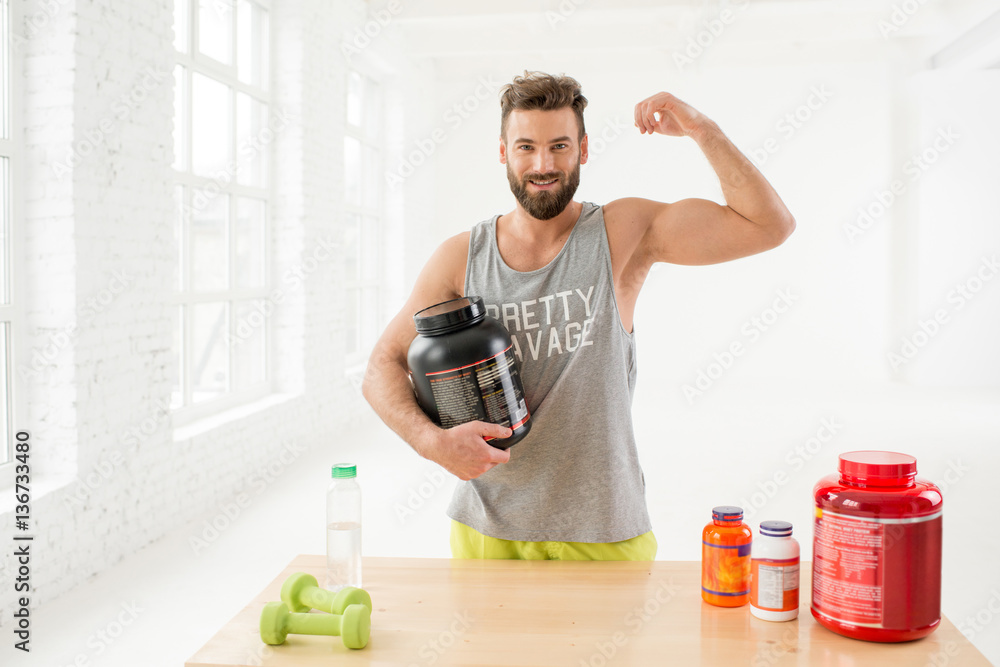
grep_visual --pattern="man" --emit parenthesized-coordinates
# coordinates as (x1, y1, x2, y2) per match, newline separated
(362, 71, 795, 561)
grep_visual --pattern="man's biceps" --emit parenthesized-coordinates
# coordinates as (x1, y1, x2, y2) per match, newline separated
(667, 202, 759, 241)
(389, 312, 420, 342)
(651, 204, 764, 264)
(411, 266, 460, 302)
(668, 198, 731, 224)
(372, 310, 415, 351)
(644, 201, 695, 251)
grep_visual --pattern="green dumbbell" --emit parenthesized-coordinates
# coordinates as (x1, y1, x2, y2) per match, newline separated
(280, 572, 372, 614)
(259, 601, 371, 649)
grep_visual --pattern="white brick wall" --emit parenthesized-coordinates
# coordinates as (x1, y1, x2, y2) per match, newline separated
(0, 0, 434, 627)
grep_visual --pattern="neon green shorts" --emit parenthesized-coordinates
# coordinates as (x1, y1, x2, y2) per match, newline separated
(450, 520, 657, 561)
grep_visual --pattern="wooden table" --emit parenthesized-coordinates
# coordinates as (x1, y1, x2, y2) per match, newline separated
(186, 556, 991, 666)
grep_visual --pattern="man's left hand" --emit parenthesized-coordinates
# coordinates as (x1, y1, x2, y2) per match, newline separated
(633, 91, 709, 137)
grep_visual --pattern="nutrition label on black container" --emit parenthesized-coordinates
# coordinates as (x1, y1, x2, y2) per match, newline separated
(426, 346, 529, 430)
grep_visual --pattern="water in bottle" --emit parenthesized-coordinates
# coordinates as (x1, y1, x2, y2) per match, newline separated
(326, 463, 362, 590)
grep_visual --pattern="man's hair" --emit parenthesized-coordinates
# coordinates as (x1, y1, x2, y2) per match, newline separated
(499, 71, 588, 143)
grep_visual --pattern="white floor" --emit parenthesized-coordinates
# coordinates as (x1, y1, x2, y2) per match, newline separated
(2, 380, 998, 666)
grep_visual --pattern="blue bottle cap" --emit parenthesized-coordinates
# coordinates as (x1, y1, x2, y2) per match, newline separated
(712, 506, 743, 521)
(759, 520, 793, 537)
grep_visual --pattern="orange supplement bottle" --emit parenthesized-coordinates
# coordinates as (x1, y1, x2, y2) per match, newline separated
(701, 506, 752, 607)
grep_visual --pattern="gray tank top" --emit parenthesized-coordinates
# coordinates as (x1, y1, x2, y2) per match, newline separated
(446, 201, 652, 543)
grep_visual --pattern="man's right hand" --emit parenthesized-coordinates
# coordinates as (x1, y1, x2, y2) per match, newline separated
(418, 421, 513, 481)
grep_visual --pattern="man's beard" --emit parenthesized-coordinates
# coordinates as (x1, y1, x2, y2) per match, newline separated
(506, 161, 581, 221)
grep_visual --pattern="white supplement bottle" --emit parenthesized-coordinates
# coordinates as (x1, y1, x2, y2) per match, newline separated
(750, 520, 800, 621)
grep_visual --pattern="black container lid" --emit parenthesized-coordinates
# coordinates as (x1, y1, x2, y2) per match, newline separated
(414, 296, 486, 335)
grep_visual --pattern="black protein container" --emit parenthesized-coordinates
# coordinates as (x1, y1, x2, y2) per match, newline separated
(407, 296, 531, 450)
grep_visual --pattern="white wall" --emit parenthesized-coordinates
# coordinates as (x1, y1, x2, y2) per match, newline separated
(908, 69, 1000, 387)
(424, 46, 1000, 396)
(0, 0, 435, 626)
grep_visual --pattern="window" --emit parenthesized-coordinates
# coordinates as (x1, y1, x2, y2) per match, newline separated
(0, 0, 21, 470)
(344, 69, 385, 367)
(172, 0, 272, 423)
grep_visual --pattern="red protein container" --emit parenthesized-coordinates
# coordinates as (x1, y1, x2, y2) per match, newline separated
(812, 451, 943, 642)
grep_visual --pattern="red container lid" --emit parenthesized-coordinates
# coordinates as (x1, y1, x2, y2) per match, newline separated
(839, 450, 917, 487)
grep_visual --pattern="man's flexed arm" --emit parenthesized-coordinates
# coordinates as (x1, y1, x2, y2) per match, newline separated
(361, 233, 511, 481)
(623, 91, 795, 266)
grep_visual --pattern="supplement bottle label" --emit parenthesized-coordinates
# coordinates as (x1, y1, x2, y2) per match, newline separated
(812, 507, 942, 629)
(813, 509, 884, 625)
(751, 558, 799, 612)
(426, 346, 529, 434)
(702, 542, 751, 597)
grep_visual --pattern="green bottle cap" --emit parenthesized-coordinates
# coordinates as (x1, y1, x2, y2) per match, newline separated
(332, 463, 357, 479)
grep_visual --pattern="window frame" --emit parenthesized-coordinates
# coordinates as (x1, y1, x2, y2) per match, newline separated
(0, 0, 26, 484)
(172, 0, 275, 427)
(343, 66, 386, 372)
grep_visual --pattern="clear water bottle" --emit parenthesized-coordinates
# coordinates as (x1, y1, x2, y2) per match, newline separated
(326, 463, 362, 591)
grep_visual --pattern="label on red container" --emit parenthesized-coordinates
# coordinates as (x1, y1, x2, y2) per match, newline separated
(813, 506, 944, 632)
(426, 346, 529, 435)
(812, 509, 885, 625)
